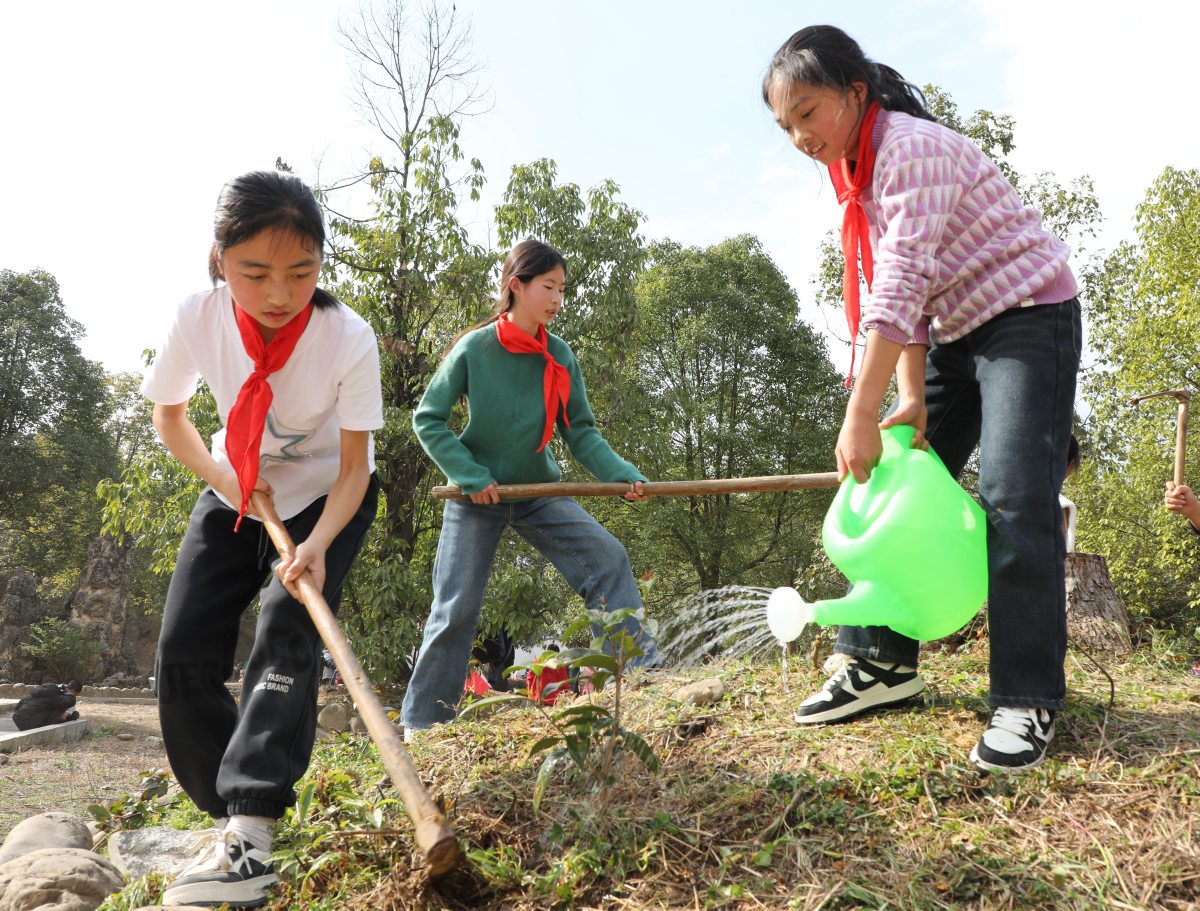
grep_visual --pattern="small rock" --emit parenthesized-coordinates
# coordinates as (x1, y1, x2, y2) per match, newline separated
(145, 736, 163, 747)
(0, 811, 94, 865)
(0, 847, 123, 910)
(314, 725, 333, 742)
(116, 733, 135, 741)
(350, 715, 367, 735)
(673, 677, 725, 706)
(108, 826, 204, 879)
(317, 702, 352, 733)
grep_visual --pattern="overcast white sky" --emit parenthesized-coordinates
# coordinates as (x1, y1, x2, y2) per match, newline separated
(3, 0, 1196, 376)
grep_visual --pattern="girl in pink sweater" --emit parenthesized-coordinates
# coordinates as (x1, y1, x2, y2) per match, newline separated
(764, 25, 1080, 773)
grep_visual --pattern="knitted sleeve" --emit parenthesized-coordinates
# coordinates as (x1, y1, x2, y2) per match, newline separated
(558, 350, 646, 484)
(412, 342, 495, 495)
(862, 125, 967, 344)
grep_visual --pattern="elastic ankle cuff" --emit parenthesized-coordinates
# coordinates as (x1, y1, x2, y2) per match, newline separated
(226, 798, 287, 820)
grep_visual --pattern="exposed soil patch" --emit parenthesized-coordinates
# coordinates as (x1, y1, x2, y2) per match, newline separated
(0, 701, 166, 833)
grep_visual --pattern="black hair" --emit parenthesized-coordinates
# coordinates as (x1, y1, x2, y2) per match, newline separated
(1067, 434, 1080, 473)
(762, 25, 936, 123)
(442, 238, 568, 358)
(66, 679, 83, 692)
(208, 170, 338, 309)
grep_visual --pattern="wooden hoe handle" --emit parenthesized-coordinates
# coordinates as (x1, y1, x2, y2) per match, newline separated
(432, 472, 841, 501)
(250, 492, 461, 876)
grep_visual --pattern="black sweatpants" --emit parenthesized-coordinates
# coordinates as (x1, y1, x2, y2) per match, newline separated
(156, 476, 378, 820)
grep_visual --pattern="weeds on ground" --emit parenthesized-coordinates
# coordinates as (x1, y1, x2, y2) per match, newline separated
(96, 640, 1200, 910)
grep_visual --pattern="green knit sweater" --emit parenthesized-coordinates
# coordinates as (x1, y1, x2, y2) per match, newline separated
(413, 323, 646, 495)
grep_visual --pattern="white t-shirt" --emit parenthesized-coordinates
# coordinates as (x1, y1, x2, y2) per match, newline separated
(1059, 494, 1077, 553)
(141, 286, 384, 520)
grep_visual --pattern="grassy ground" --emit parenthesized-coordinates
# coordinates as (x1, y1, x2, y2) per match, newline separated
(96, 642, 1199, 910)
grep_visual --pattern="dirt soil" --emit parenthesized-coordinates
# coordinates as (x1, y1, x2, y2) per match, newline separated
(0, 701, 167, 834)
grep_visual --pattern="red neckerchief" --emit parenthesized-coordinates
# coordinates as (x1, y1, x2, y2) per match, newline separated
(828, 101, 882, 389)
(495, 316, 571, 452)
(225, 302, 314, 529)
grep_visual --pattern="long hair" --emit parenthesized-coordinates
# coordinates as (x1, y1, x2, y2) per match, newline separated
(442, 239, 567, 359)
(762, 25, 935, 123)
(208, 170, 338, 309)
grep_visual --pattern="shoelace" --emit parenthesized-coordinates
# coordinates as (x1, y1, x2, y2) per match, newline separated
(989, 706, 1043, 738)
(180, 829, 230, 875)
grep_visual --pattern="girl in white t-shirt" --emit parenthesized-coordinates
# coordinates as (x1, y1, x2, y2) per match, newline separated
(141, 171, 383, 908)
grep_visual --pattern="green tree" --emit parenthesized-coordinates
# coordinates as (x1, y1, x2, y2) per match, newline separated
(1080, 166, 1200, 634)
(321, 0, 495, 676)
(622, 236, 844, 600)
(0, 270, 118, 595)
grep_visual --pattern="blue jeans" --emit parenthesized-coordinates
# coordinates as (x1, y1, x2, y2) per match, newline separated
(836, 299, 1081, 710)
(401, 496, 658, 728)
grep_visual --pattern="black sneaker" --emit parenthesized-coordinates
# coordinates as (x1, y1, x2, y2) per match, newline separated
(793, 657, 926, 724)
(969, 707, 1056, 773)
(162, 830, 277, 907)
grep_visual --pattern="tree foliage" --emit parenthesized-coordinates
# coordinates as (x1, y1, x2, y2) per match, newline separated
(1079, 166, 1200, 636)
(0, 270, 117, 595)
(620, 236, 844, 600)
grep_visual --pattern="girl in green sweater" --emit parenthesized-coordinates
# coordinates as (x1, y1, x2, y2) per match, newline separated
(401, 239, 659, 732)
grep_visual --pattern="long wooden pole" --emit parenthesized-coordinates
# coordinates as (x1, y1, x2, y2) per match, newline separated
(250, 492, 461, 877)
(432, 472, 841, 501)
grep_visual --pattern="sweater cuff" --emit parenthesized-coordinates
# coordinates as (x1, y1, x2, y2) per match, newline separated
(864, 319, 914, 346)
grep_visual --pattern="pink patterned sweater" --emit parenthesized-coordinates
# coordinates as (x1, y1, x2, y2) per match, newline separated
(859, 109, 1077, 347)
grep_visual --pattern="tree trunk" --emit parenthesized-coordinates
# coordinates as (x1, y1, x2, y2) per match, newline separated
(1064, 552, 1133, 655)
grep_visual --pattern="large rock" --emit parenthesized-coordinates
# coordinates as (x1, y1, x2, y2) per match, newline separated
(0, 572, 52, 682)
(108, 827, 201, 879)
(0, 812, 93, 866)
(64, 535, 134, 682)
(0, 847, 123, 911)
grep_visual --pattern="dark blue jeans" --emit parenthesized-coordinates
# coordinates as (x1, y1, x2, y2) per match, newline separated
(836, 299, 1081, 710)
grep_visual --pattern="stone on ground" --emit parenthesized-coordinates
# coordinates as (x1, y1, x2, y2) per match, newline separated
(0, 812, 93, 865)
(0, 847, 123, 911)
(107, 826, 200, 879)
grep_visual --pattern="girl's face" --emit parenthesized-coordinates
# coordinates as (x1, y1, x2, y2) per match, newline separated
(508, 266, 565, 333)
(219, 229, 321, 340)
(769, 79, 867, 166)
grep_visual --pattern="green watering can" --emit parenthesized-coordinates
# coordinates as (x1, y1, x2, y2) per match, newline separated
(767, 424, 987, 643)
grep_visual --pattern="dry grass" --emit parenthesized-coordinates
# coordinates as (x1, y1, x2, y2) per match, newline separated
(69, 645, 1200, 911)
(264, 643, 1200, 911)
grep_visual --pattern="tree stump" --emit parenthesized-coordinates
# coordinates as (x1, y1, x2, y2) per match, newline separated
(1065, 552, 1133, 655)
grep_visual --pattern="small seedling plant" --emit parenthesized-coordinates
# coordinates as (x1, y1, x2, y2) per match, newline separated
(460, 607, 660, 815)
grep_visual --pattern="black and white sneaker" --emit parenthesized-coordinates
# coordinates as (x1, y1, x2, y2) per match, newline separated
(793, 657, 926, 724)
(970, 707, 1056, 773)
(162, 830, 277, 907)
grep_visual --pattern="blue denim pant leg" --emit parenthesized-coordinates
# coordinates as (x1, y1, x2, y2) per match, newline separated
(401, 499, 506, 729)
(836, 300, 1080, 710)
(510, 497, 661, 667)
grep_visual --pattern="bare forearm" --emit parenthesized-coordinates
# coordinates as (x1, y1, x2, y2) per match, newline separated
(152, 404, 228, 488)
(307, 463, 371, 549)
(895, 343, 929, 402)
(848, 330, 905, 418)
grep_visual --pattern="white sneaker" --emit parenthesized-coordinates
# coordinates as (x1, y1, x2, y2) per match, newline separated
(970, 707, 1056, 773)
(794, 658, 926, 724)
(162, 830, 277, 907)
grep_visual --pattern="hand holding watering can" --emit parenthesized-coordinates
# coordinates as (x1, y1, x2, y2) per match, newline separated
(768, 425, 988, 643)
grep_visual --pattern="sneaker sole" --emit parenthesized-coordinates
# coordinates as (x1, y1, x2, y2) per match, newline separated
(163, 873, 278, 908)
(793, 675, 926, 725)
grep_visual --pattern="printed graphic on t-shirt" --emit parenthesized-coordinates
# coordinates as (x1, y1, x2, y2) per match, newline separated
(261, 411, 315, 463)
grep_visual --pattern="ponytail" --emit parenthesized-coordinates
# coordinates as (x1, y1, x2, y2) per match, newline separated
(762, 25, 936, 123)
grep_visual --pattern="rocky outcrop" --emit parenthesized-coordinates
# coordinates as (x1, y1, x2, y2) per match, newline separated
(0, 572, 52, 682)
(64, 535, 134, 682)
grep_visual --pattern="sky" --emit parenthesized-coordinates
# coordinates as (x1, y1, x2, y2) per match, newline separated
(3, 0, 1197, 377)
